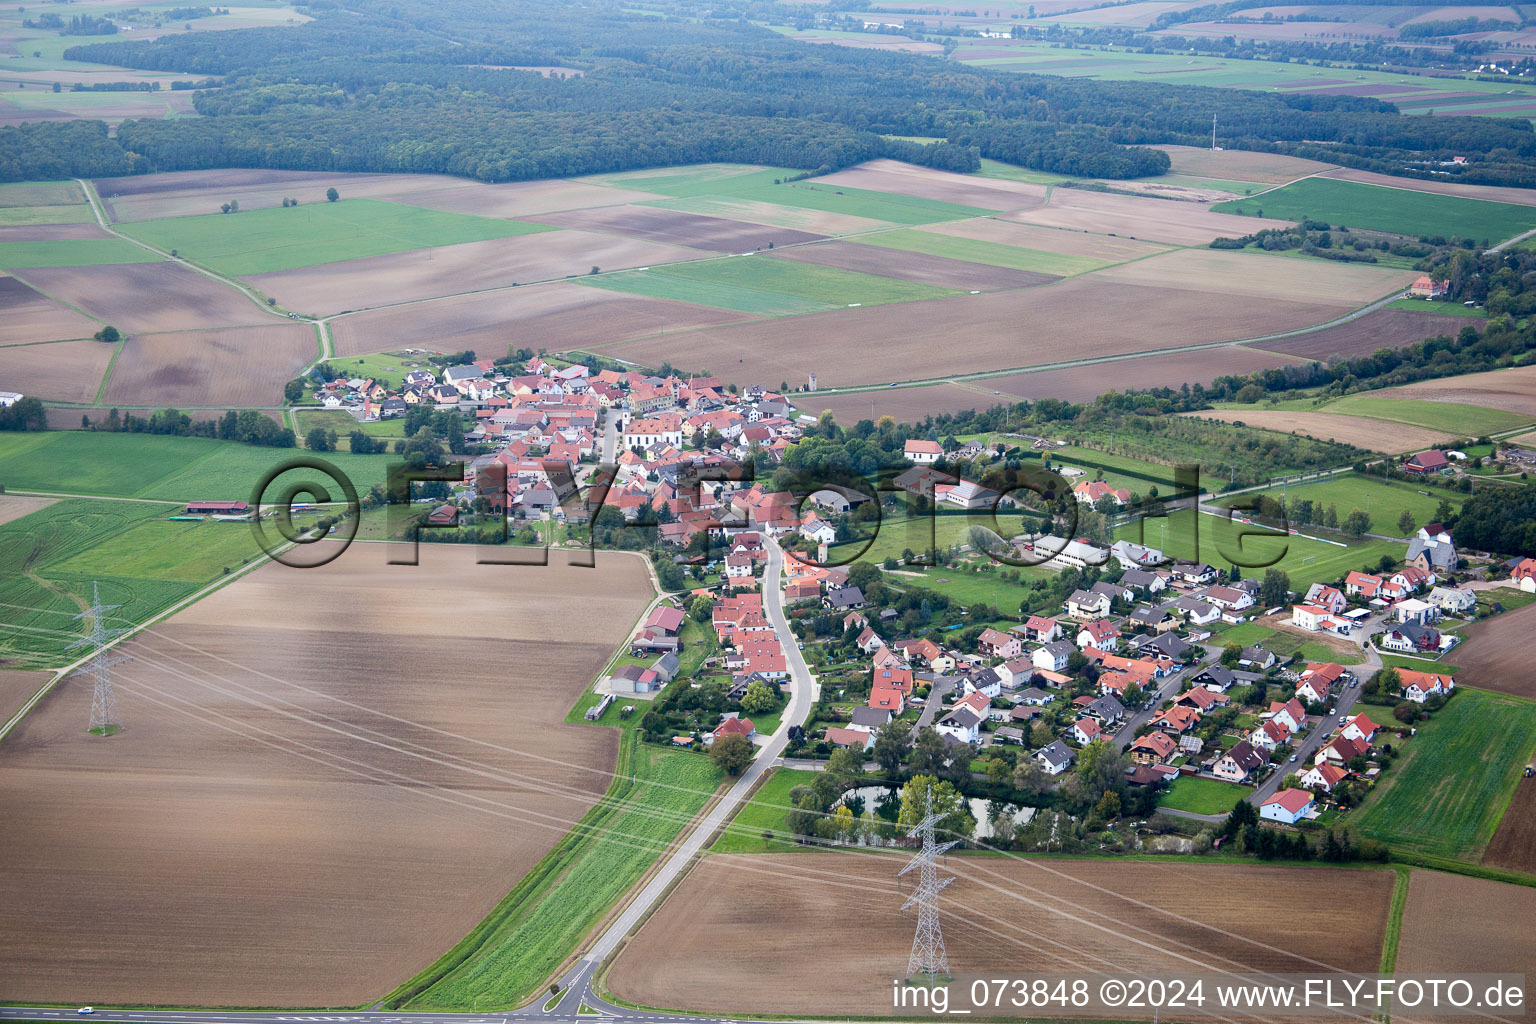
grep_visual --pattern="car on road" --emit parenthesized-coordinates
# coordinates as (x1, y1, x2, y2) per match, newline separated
(1289, 754, 1299, 762)
(78, 1009, 93, 1015)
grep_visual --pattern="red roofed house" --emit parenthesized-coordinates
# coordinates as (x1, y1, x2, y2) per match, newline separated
(1300, 762, 1350, 793)
(1399, 668, 1455, 703)
(1129, 730, 1177, 765)
(1403, 449, 1450, 476)
(1076, 619, 1120, 652)
(977, 627, 1021, 661)
(904, 439, 944, 464)
(825, 726, 875, 750)
(1260, 788, 1315, 825)
(1071, 718, 1102, 745)
(644, 606, 686, 636)
(1342, 713, 1381, 745)
(710, 715, 756, 745)
(1268, 698, 1307, 734)
(1409, 275, 1448, 299)
(1022, 615, 1061, 642)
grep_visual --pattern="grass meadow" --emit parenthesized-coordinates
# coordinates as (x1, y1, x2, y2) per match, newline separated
(0, 239, 162, 269)
(1214, 178, 1536, 243)
(711, 767, 822, 855)
(1354, 689, 1536, 862)
(1159, 776, 1248, 816)
(852, 228, 1105, 276)
(1221, 473, 1462, 539)
(1320, 395, 1534, 436)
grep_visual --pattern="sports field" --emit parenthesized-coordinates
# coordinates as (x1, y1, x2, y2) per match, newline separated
(117, 199, 554, 276)
(1354, 689, 1536, 862)
(1214, 178, 1536, 242)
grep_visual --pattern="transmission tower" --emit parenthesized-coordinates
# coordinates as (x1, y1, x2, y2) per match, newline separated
(70, 582, 128, 735)
(899, 787, 957, 980)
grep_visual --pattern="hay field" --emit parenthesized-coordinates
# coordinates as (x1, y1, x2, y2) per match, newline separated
(11, 262, 277, 333)
(597, 279, 1361, 387)
(94, 169, 486, 223)
(606, 853, 1392, 1018)
(0, 275, 101, 345)
(769, 241, 1056, 291)
(1396, 871, 1536, 987)
(1371, 365, 1536, 417)
(920, 217, 1172, 263)
(1250, 307, 1470, 361)
(0, 543, 655, 1007)
(1453, 603, 1536, 699)
(1087, 248, 1414, 306)
(102, 325, 318, 408)
(0, 338, 116, 403)
(1153, 145, 1337, 183)
(330, 281, 747, 357)
(1183, 408, 1454, 453)
(527, 204, 827, 252)
(809, 159, 1047, 210)
(246, 231, 708, 316)
(1004, 188, 1294, 245)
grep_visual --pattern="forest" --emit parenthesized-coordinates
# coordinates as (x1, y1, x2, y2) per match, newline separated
(3, 0, 1535, 185)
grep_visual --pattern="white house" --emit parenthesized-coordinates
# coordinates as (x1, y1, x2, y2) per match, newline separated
(1341, 713, 1381, 746)
(935, 705, 984, 745)
(0, 390, 22, 407)
(904, 439, 943, 464)
(1071, 718, 1103, 746)
(1036, 740, 1075, 776)
(1033, 641, 1075, 673)
(1395, 598, 1437, 625)
(1427, 586, 1476, 615)
(1259, 788, 1315, 825)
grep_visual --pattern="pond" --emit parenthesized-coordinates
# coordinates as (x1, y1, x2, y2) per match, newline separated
(835, 784, 1038, 840)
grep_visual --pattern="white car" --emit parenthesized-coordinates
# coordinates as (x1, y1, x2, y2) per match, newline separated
(1289, 754, 1299, 762)
(78, 1009, 94, 1016)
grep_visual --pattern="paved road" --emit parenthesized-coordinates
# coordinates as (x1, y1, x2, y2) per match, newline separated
(1247, 644, 1377, 807)
(0, 1008, 724, 1024)
(1108, 650, 1215, 749)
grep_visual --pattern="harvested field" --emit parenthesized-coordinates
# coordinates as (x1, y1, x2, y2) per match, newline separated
(526, 204, 825, 253)
(1039, 0, 1201, 26)
(0, 223, 113, 243)
(1484, 779, 1536, 875)
(330, 281, 747, 358)
(388, 178, 661, 219)
(10, 263, 275, 333)
(103, 325, 318, 408)
(640, 196, 888, 235)
(1248, 307, 1471, 361)
(1452, 603, 1536, 699)
(0, 339, 116, 403)
(598, 279, 1366, 388)
(0, 668, 47, 726)
(800, 383, 1023, 426)
(1153, 145, 1337, 184)
(247, 231, 708, 316)
(1182, 408, 1453, 453)
(1004, 188, 1294, 245)
(0, 543, 654, 1007)
(988, 345, 1301, 403)
(1321, 167, 1536, 208)
(809, 159, 1047, 211)
(94, 169, 483, 223)
(1396, 871, 1536, 989)
(1373, 364, 1536, 417)
(606, 853, 1393, 1018)
(1088, 248, 1413, 307)
(920, 217, 1172, 263)
(0, 493, 56, 527)
(767, 241, 1055, 291)
(0, 275, 101, 345)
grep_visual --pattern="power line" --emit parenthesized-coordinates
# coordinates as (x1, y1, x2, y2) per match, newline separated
(69, 582, 128, 736)
(900, 784, 956, 980)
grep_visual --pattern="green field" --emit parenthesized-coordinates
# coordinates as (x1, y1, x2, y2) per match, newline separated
(0, 182, 93, 227)
(0, 205, 96, 227)
(1221, 473, 1462, 539)
(395, 738, 720, 1009)
(711, 767, 822, 855)
(585, 164, 797, 198)
(117, 199, 554, 276)
(1117, 507, 1403, 590)
(1385, 297, 1487, 318)
(1354, 689, 1536, 861)
(1214, 178, 1536, 243)
(0, 497, 265, 667)
(0, 239, 162, 269)
(583, 254, 959, 315)
(1159, 776, 1248, 816)
(0, 431, 400, 501)
(1320, 395, 1533, 436)
(828, 505, 1042, 566)
(294, 409, 408, 447)
(851, 228, 1108, 277)
(1048, 446, 1187, 495)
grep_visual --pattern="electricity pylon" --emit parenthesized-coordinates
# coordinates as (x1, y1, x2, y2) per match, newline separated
(900, 786, 957, 979)
(70, 583, 128, 735)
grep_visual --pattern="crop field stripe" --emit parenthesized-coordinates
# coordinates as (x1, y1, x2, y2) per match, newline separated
(648, 254, 963, 306)
(736, 181, 997, 224)
(578, 271, 834, 316)
(0, 238, 164, 269)
(1379, 866, 1412, 975)
(1214, 178, 1536, 243)
(850, 226, 1108, 276)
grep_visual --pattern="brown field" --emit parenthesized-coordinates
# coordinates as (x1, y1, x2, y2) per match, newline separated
(0, 223, 112, 243)
(330, 281, 748, 358)
(526, 204, 827, 253)
(103, 325, 318, 408)
(1004, 188, 1295, 245)
(801, 382, 1026, 426)
(988, 345, 1301, 403)
(388, 178, 661, 219)
(0, 493, 56, 526)
(1249, 308, 1471, 361)
(0, 275, 101, 345)
(1321, 166, 1536, 208)
(809, 159, 1047, 211)
(1452, 602, 1536, 699)
(11, 263, 276, 333)
(0, 543, 655, 1006)
(1371, 364, 1536, 417)
(1152, 145, 1337, 184)
(919, 216, 1173, 262)
(1181, 409, 1453, 453)
(1396, 870, 1536, 991)
(1484, 779, 1536, 874)
(643, 196, 889, 235)
(0, 668, 48, 725)
(247, 231, 707, 316)
(1038, 0, 1204, 26)
(93, 169, 485, 223)
(1088, 248, 1414, 307)
(769, 241, 1056, 291)
(0, 339, 116, 403)
(606, 853, 1392, 1018)
(801, 33, 945, 52)
(598, 279, 1361, 388)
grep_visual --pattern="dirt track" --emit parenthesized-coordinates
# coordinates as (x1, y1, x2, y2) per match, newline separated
(0, 543, 653, 1006)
